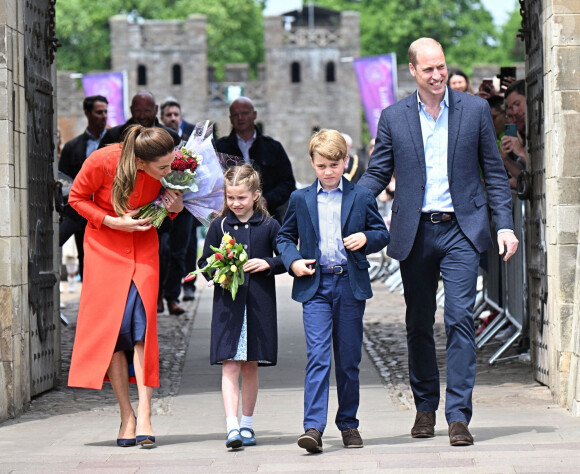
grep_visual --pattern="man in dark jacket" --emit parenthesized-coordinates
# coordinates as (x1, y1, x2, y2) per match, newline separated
(99, 90, 180, 148)
(59, 95, 109, 279)
(214, 96, 296, 223)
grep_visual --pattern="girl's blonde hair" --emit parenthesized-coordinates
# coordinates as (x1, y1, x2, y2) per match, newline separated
(111, 125, 175, 216)
(217, 164, 268, 218)
(309, 129, 347, 162)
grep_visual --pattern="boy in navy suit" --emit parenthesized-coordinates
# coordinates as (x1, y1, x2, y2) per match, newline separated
(277, 129, 389, 453)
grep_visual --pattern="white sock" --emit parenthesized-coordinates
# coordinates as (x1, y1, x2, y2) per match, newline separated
(226, 416, 239, 436)
(240, 415, 253, 436)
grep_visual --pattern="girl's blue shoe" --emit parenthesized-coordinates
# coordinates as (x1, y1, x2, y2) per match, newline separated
(240, 427, 256, 446)
(225, 429, 243, 449)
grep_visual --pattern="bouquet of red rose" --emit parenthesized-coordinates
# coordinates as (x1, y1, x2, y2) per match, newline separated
(184, 233, 248, 300)
(134, 147, 203, 227)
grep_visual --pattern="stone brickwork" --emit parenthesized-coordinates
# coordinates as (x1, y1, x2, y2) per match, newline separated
(540, 0, 580, 413)
(58, 9, 363, 186)
(0, 0, 31, 420)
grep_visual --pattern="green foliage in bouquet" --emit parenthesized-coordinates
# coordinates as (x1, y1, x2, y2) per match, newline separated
(185, 233, 248, 300)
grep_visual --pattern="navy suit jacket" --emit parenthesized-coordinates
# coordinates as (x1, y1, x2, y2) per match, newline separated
(276, 177, 390, 303)
(358, 89, 513, 261)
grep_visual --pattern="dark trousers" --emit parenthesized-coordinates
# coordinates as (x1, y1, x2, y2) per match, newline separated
(399, 219, 479, 425)
(59, 211, 86, 279)
(159, 211, 194, 303)
(301, 272, 365, 433)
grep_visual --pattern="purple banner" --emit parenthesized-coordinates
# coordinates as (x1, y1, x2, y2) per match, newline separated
(353, 54, 397, 139)
(82, 72, 126, 127)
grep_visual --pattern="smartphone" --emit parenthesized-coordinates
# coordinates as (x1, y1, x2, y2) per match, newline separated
(500, 67, 517, 79)
(499, 67, 517, 91)
(505, 123, 517, 137)
(481, 78, 493, 93)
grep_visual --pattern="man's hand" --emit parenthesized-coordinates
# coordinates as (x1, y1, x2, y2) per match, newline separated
(500, 134, 526, 161)
(498, 231, 519, 261)
(290, 259, 316, 277)
(343, 232, 367, 251)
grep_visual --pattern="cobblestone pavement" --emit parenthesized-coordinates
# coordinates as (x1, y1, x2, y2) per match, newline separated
(18, 284, 199, 422)
(17, 277, 550, 424)
(363, 281, 553, 411)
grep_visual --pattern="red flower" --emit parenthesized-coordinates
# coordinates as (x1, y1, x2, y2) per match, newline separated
(229, 239, 235, 245)
(215, 252, 224, 260)
(228, 252, 234, 259)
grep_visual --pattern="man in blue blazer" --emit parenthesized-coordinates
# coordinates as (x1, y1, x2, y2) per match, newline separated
(277, 130, 389, 452)
(358, 38, 519, 446)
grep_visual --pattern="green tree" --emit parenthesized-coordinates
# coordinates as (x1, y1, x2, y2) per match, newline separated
(56, 0, 265, 78)
(494, 6, 525, 65)
(171, 0, 265, 80)
(314, 0, 501, 71)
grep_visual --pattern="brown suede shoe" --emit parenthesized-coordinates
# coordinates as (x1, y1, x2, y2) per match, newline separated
(341, 427, 363, 448)
(411, 411, 436, 438)
(297, 428, 323, 453)
(448, 421, 474, 446)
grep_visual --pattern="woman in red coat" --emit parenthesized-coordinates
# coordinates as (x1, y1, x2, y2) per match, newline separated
(67, 125, 183, 448)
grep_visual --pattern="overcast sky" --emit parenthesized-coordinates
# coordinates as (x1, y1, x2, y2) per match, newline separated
(263, 0, 517, 28)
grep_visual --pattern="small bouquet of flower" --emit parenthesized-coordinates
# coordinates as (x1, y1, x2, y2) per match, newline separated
(134, 147, 203, 227)
(184, 233, 248, 300)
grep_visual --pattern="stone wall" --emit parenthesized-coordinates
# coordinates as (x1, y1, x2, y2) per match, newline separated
(540, 0, 580, 412)
(109, 14, 208, 134)
(262, 12, 361, 184)
(0, 0, 30, 420)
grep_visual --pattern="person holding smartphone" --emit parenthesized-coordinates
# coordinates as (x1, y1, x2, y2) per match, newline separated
(500, 80, 527, 188)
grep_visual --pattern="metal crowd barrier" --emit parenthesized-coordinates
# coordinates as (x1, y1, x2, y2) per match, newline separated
(475, 192, 528, 364)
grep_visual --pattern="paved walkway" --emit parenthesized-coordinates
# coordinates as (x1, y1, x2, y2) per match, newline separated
(1, 275, 580, 472)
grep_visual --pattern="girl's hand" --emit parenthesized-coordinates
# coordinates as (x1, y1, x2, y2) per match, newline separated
(163, 189, 184, 213)
(243, 258, 270, 273)
(103, 209, 152, 232)
(343, 232, 367, 251)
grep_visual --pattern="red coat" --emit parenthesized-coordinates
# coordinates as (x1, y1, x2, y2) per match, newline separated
(67, 145, 161, 389)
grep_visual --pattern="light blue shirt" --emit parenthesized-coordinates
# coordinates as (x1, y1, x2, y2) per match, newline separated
(418, 88, 453, 213)
(85, 129, 106, 158)
(317, 180, 347, 267)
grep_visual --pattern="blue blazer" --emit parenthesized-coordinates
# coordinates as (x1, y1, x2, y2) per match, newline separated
(358, 89, 514, 261)
(276, 177, 390, 303)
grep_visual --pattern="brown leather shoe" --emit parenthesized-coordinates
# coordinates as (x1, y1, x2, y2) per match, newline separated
(411, 411, 436, 438)
(157, 296, 164, 313)
(168, 301, 185, 316)
(297, 428, 323, 453)
(448, 421, 473, 446)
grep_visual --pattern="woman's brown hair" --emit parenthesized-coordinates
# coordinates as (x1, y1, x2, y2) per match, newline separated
(111, 125, 175, 216)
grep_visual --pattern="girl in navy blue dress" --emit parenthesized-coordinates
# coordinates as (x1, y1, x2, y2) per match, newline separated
(198, 164, 286, 449)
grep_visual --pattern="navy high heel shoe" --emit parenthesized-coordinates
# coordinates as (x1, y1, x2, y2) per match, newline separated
(117, 421, 136, 447)
(136, 434, 156, 448)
